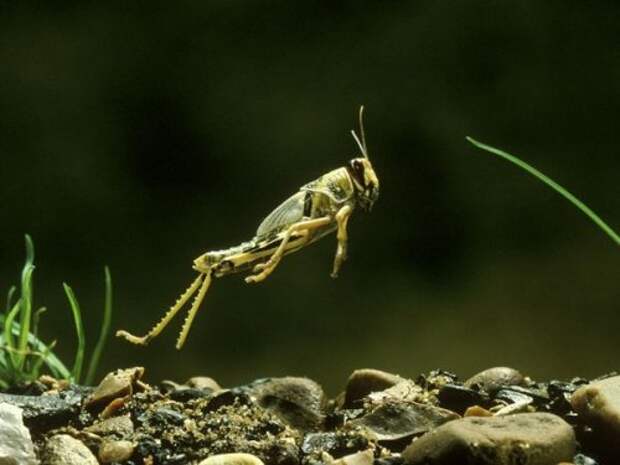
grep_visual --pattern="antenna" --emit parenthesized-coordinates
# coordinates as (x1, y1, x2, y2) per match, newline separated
(351, 105, 369, 159)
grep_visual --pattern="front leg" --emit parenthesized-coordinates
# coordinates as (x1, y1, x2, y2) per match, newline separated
(331, 205, 353, 278)
(245, 216, 333, 283)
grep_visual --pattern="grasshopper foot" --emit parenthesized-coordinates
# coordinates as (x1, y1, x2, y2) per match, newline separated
(116, 330, 150, 346)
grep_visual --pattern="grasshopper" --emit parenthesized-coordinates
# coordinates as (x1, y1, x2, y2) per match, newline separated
(116, 107, 380, 349)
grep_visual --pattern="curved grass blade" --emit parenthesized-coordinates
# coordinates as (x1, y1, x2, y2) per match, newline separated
(6, 286, 16, 313)
(85, 266, 113, 385)
(466, 137, 620, 247)
(2, 300, 21, 372)
(63, 284, 85, 383)
(16, 264, 34, 370)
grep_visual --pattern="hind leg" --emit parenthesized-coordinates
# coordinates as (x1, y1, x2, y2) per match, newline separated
(331, 205, 352, 278)
(116, 273, 205, 346)
(245, 216, 333, 283)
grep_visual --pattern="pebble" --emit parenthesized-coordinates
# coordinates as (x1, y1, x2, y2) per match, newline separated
(98, 439, 135, 463)
(83, 414, 134, 438)
(330, 449, 374, 465)
(301, 431, 369, 458)
(402, 412, 575, 465)
(344, 369, 404, 407)
(43, 434, 99, 465)
(0, 403, 38, 465)
(187, 376, 222, 391)
(244, 377, 326, 431)
(464, 367, 524, 394)
(85, 367, 144, 409)
(366, 380, 424, 405)
(352, 400, 458, 446)
(198, 452, 265, 465)
(571, 375, 620, 436)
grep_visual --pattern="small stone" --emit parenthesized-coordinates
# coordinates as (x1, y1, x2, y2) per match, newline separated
(344, 369, 405, 407)
(402, 412, 575, 465)
(199, 452, 265, 465)
(464, 367, 524, 394)
(83, 414, 134, 438)
(367, 380, 424, 405)
(187, 376, 221, 391)
(301, 431, 369, 458)
(352, 400, 458, 447)
(0, 403, 38, 465)
(330, 450, 374, 465)
(437, 383, 489, 415)
(98, 439, 135, 463)
(245, 377, 326, 431)
(463, 405, 492, 417)
(85, 367, 144, 409)
(43, 434, 98, 465)
(573, 453, 599, 465)
(571, 375, 620, 436)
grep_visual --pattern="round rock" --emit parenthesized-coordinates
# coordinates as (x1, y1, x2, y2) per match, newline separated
(402, 412, 575, 465)
(98, 440, 135, 463)
(571, 375, 620, 436)
(199, 452, 265, 465)
(43, 434, 98, 465)
(464, 367, 524, 394)
(344, 369, 405, 407)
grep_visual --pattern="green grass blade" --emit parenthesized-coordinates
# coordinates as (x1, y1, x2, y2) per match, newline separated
(466, 137, 620, 247)
(17, 259, 35, 370)
(2, 300, 21, 374)
(85, 266, 113, 385)
(63, 284, 86, 383)
(1, 306, 71, 381)
(6, 286, 16, 313)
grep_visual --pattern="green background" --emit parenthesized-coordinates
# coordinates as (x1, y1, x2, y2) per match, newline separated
(1, 1, 618, 393)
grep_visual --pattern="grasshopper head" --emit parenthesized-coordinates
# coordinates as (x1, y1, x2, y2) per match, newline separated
(348, 157, 379, 211)
(348, 106, 379, 211)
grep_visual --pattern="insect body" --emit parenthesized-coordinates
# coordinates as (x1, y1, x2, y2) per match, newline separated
(116, 107, 379, 349)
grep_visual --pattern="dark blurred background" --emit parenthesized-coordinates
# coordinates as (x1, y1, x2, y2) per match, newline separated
(1, 1, 618, 393)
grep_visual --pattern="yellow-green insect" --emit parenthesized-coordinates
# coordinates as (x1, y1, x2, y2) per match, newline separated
(116, 107, 380, 349)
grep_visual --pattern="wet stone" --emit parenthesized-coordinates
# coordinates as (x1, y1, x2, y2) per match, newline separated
(437, 383, 489, 415)
(344, 369, 405, 407)
(573, 453, 599, 465)
(170, 387, 212, 402)
(571, 375, 620, 437)
(366, 381, 424, 405)
(199, 453, 265, 465)
(402, 412, 576, 465)
(43, 434, 99, 465)
(244, 377, 326, 431)
(0, 387, 84, 434)
(464, 367, 524, 394)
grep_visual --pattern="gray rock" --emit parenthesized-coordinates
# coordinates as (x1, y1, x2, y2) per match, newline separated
(98, 439, 135, 463)
(571, 375, 620, 436)
(199, 453, 265, 465)
(43, 434, 98, 465)
(464, 367, 525, 394)
(352, 400, 458, 446)
(344, 369, 405, 407)
(0, 403, 38, 465)
(402, 412, 575, 465)
(245, 377, 326, 431)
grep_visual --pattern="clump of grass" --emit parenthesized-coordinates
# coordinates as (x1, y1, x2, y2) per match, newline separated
(0, 235, 113, 388)
(467, 137, 620, 247)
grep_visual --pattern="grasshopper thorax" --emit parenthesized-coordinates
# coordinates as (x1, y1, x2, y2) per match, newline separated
(347, 157, 379, 211)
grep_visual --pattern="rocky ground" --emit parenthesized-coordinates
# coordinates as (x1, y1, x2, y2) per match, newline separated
(0, 366, 618, 465)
